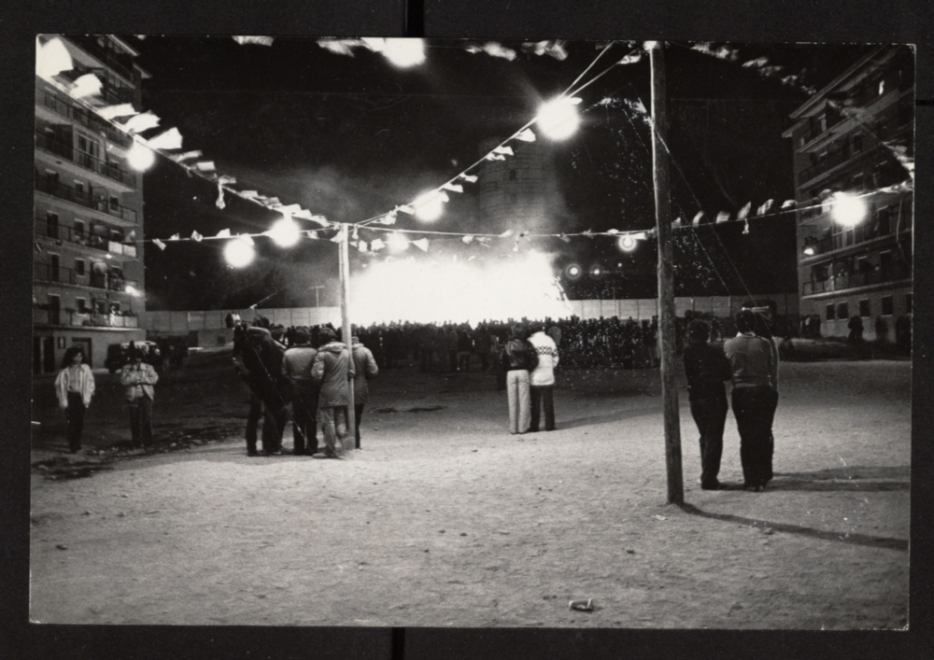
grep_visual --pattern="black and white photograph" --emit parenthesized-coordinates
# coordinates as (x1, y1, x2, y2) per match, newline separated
(27, 35, 913, 629)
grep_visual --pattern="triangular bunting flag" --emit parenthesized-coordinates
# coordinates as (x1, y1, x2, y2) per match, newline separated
(153, 238, 166, 251)
(70, 73, 103, 99)
(736, 202, 752, 221)
(412, 238, 429, 252)
(499, 229, 514, 238)
(757, 199, 774, 216)
(147, 127, 184, 150)
(559, 234, 571, 243)
(692, 211, 704, 226)
(582, 229, 594, 237)
(672, 217, 682, 227)
(370, 238, 386, 251)
(191, 231, 203, 242)
(122, 111, 161, 135)
(397, 205, 415, 215)
(194, 161, 216, 173)
(515, 128, 536, 142)
(232, 36, 275, 46)
(171, 150, 202, 163)
(239, 190, 259, 199)
(169, 234, 180, 241)
(306, 231, 319, 240)
(378, 212, 397, 226)
(442, 183, 464, 193)
(485, 153, 506, 161)
(619, 52, 642, 65)
(606, 228, 620, 235)
(97, 103, 138, 120)
(715, 212, 730, 224)
(461, 174, 479, 183)
(462, 235, 474, 244)
(781, 199, 796, 209)
(493, 145, 514, 156)
(216, 229, 232, 238)
(217, 175, 237, 185)
(37, 37, 73, 80)
(357, 241, 368, 252)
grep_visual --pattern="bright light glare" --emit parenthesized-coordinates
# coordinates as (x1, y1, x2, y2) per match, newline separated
(124, 284, 142, 297)
(382, 39, 426, 68)
(413, 190, 447, 222)
(224, 237, 256, 268)
(618, 235, 637, 252)
(268, 216, 301, 247)
(387, 232, 410, 253)
(830, 192, 868, 227)
(351, 252, 571, 324)
(536, 97, 581, 140)
(127, 141, 155, 171)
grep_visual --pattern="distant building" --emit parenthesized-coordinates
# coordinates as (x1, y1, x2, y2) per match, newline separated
(33, 35, 150, 372)
(783, 46, 913, 341)
(478, 136, 558, 235)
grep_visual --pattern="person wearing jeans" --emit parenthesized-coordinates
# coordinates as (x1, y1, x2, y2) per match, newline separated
(528, 323, 559, 432)
(503, 323, 535, 435)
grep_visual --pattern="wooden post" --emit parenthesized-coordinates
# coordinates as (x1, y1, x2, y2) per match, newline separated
(338, 223, 357, 449)
(649, 42, 684, 505)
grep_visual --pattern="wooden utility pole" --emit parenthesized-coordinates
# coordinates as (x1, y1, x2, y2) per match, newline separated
(338, 223, 357, 449)
(649, 42, 684, 504)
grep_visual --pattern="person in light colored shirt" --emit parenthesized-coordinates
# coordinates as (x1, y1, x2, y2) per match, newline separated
(54, 347, 96, 453)
(528, 323, 559, 432)
(119, 345, 159, 448)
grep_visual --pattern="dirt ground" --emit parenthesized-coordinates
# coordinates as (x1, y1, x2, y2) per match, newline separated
(28, 350, 911, 628)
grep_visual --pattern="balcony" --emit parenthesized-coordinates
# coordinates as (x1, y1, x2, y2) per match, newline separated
(35, 176, 138, 224)
(36, 132, 136, 187)
(64, 36, 137, 83)
(802, 263, 911, 296)
(33, 262, 138, 293)
(41, 93, 132, 149)
(33, 307, 139, 329)
(35, 223, 137, 258)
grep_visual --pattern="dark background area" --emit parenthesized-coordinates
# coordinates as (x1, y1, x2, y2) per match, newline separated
(2, 1, 933, 660)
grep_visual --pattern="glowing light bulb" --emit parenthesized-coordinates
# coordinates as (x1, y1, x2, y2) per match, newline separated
(268, 216, 301, 247)
(224, 237, 255, 268)
(127, 141, 155, 171)
(413, 190, 448, 222)
(618, 235, 637, 252)
(536, 97, 582, 141)
(830, 192, 868, 227)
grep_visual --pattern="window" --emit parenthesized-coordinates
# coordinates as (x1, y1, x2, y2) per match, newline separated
(881, 296, 894, 316)
(48, 294, 61, 325)
(76, 298, 87, 313)
(74, 259, 85, 277)
(74, 181, 86, 199)
(826, 304, 835, 320)
(46, 212, 59, 238)
(877, 207, 891, 235)
(110, 195, 119, 210)
(880, 250, 893, 275)
(837, 302, 849, 319)
(859, 299, 871, 317)
(906, 294, 912, 314)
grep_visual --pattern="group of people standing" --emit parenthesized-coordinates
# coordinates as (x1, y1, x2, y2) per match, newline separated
(683, 309, 779, 492)
(228, 315, 378, 458)
(499, 323, 561, 435)
(54, 344, 159, 453)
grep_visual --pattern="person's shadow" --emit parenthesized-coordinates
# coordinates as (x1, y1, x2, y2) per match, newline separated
(762, 465, 910, 492)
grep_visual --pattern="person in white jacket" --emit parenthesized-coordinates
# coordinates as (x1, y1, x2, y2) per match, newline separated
(54, 347, 96, 453)
(528, 323, 559, 432)
(119, 346, 159, 448)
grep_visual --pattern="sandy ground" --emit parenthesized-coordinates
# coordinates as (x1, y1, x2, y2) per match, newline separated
(29, 352, 910, 628)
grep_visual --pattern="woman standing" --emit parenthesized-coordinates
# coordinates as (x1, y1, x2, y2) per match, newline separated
(503, 323, 536, 434)
(54, 347, 96, 453)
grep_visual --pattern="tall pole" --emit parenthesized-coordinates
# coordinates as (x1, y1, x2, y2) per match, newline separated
(649, 42, 684, 505)
(338, 223, 357, 449)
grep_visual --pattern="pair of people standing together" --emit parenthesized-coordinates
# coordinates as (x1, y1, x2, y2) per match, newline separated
(683, 310, 779, 491)
(502, 323, 559, 435)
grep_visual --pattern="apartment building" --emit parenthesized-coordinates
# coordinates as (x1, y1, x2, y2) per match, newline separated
(783, 46, 913, 341)
(33, 35, 150, 372)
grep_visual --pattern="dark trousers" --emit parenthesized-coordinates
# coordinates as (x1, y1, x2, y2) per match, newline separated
(290, 381, 319, 455)
(354, 402, 365, 446)
(246, 392, 286, 454)
(127, 396, 153, 447)
(689, 394, 728, 487)
(530, 385, 555, 431)
(731, 386, 775, 488)
(65, 392, 86, 452)
(246, 393, 262, 455)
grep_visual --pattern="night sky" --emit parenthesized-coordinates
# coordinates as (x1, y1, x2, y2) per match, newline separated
(123, 38, 878, 310)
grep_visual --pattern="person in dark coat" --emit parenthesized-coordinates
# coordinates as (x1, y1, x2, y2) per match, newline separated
(682, 319, 733, 490)
(281, 328, 318, 455)
(229, 315, 288, 456)
(351, 335, 379, 448)
(311, 327, 355, 458)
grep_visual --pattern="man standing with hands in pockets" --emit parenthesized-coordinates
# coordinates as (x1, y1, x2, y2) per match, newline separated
(120, 345, 159, 448)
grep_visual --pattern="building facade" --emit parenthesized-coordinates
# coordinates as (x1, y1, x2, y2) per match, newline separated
(478, 136, 558, 236)
(783, 46, 913, 341)
(33, 35, 150, 372)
